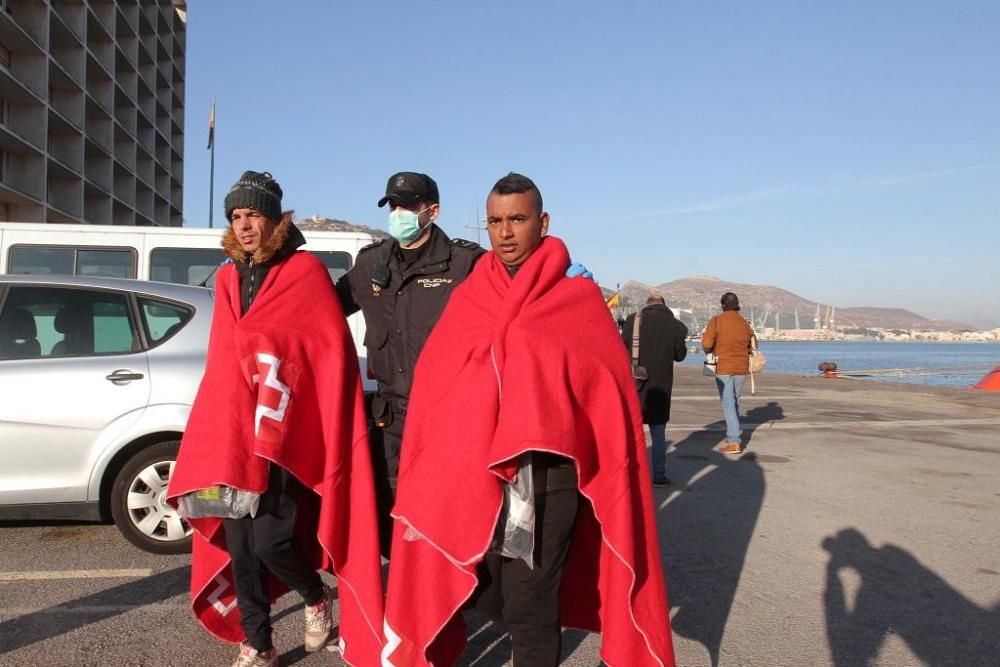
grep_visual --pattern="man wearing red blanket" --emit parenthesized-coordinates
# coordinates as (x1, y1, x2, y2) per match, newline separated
(167, 171, 384, 667)
(383, 173, 675, 666)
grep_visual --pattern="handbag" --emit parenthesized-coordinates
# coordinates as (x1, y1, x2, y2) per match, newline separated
(630, 311, 647, 390)
(749, 325, 766, 374)
(748, 328, 765, 395)
(703, 315, 720, 377)
(703, 352, 717, 377)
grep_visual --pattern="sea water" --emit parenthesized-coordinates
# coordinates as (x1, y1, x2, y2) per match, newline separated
(680, 341, 1000, 388)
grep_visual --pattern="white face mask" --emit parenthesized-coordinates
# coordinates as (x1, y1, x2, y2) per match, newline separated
(388, 206, 431, 245)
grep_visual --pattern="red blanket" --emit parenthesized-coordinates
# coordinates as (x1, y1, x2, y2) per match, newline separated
(383, 237, 675, 666)
(166, 252, 384, 666)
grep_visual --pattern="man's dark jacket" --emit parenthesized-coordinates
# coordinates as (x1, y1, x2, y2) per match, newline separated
(621, 303, 689, 424)
(336, 224, 483, 401)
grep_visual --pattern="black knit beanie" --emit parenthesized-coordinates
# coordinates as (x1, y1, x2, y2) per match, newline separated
(224, 170, 283, 221)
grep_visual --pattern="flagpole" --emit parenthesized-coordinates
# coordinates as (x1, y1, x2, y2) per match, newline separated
(208, 144, 215, 229)
(208, 97, 216, 229)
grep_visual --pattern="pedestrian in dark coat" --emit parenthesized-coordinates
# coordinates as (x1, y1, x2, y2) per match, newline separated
(621, 293, 689, 486)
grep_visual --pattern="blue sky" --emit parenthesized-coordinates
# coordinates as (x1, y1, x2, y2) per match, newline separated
(181, 1, 1000, 328)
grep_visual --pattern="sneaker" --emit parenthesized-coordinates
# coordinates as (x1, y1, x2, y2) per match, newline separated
(232, 644, 277, 667)
(652, 476, 671, 487)
(719, 442, 742, 454)
(304, 584, 334, 652)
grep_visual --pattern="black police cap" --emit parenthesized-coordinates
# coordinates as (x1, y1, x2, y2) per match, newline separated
(377, 172, 440, 208)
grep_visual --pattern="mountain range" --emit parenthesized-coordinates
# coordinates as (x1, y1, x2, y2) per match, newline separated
(297, 217, 975, 332)
(614, 276, 976, 332)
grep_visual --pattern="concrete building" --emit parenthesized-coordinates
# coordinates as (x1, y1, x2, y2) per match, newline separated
(0, 0, 185, 226)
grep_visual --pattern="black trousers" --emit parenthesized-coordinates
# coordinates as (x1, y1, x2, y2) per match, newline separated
(369, 397, 406, 559)
(473, 488, 579, 667)
(222, 466, 325, 651)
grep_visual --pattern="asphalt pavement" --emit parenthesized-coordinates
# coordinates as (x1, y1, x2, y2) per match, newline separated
(2, 366, 999, 666)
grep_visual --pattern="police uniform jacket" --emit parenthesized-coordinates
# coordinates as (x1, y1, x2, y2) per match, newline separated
(336, 224, 484, 400)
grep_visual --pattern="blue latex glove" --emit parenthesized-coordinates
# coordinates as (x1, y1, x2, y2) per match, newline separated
(566, 262, 594, 281)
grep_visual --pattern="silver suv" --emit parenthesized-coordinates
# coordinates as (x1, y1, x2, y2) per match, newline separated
(0, 274, 213, 554)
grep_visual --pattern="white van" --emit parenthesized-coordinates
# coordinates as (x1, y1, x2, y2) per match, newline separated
(0, 221, 374, 356)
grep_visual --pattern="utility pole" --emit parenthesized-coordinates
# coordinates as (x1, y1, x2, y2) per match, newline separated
(464, 204, 485, 245)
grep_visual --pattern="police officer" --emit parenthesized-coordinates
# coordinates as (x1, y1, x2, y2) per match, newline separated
(336, 172, 484, 556)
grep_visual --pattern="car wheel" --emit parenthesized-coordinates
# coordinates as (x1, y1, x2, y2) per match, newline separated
(110, 440, 193, 554)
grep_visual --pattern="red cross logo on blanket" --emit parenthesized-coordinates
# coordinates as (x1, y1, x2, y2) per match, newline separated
(206, 573, 238, 616)
(252, 353, 292, 441)
(382, 620, 421, 666)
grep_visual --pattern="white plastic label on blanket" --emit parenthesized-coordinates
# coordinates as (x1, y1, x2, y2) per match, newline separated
(176, 485, 260, 519)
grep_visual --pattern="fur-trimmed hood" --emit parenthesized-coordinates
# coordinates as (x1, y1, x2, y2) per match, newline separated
(221, 214, 306, 264)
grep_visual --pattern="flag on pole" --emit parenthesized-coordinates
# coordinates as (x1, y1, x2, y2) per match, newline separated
(207, 97, 215, 149)
(605, 291, 619, 309)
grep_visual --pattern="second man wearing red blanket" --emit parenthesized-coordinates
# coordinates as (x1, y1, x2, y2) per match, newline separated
(383, 174, 675, 667)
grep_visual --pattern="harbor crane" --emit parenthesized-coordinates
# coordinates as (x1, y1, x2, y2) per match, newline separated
(756, 306, 770, 330)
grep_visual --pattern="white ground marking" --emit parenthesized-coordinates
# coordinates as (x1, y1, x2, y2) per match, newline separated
(668, 416, 1000, 432)
(0, 568, 152, 581)
(673, 394, 813, 401)
(1, 602, 188, 615)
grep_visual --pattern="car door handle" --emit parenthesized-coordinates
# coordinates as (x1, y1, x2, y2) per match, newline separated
(106, 370, 145, 382)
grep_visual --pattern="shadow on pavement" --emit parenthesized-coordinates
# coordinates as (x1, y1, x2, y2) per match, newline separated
(822, 528, 1000, 666)
(458, 402, 786, 666)
(457, 610, 510, 666)
(457, 610, 591, 666)
(741, 401, 785, 449)
(0, 565, 190, 656)
(659, 401, 783, 666)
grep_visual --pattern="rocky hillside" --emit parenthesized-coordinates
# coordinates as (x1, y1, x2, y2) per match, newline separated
(296, 215, 389, 239)
(616, 276, 974, 332)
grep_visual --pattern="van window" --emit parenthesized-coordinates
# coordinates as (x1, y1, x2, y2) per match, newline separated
(79, 250, 135, 278)
(8, 247, 74, 275)
(310, 251, 352, 282)
(8, 245, 136, 278)
(150, 247, 226, 287)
